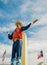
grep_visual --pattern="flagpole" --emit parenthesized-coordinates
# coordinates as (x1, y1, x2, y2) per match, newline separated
(2, 50, 6, 65)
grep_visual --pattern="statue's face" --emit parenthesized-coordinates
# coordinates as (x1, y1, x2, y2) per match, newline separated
(16, 24, 21, 28)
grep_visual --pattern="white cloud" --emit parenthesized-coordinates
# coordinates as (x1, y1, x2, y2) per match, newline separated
(32, 27, 47, 40)
(31, 14, 47, 26)
(20, 0, 47, 22)
(27, 39, 47, 51)
(20, 0, 33, 14)
(20, 0, 47, 13)
(28, 25, 47, 41)
(39, 15, 47, 25)
(0, 43, 12, 56)
(1, 0, 9, 4)
(0, 27, 9, 32)
(31, 0, 47, 12)
(27, 39, 47, 65)
(7, 22, 16, 30)
(0, 23, 16, 32)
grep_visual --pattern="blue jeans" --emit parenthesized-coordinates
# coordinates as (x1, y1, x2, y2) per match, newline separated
(11, 39, 22, 62)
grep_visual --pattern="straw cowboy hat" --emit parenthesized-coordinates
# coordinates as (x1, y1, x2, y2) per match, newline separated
(15, 20, 23, 26)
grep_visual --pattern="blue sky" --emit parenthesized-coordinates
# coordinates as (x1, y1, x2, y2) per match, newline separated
(0, 0, 47, 45)
(0, 0, 47, 64)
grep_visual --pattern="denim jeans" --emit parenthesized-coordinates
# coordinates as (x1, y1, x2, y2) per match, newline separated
(11, 39, 22, 62)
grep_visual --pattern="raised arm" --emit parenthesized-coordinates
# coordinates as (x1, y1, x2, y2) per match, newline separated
(21, 23, 31, 31)
(21, 19, 38, 31)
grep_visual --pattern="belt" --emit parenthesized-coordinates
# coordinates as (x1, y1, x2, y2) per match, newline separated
(13, 38, 22, 42)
